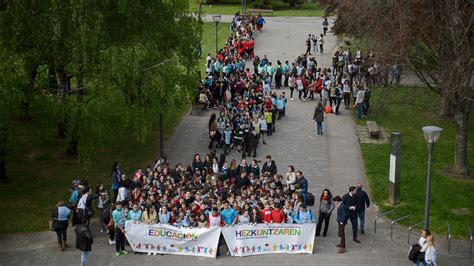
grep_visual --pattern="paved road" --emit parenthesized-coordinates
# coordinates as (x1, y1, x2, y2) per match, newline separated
(0, 16, 472, 266)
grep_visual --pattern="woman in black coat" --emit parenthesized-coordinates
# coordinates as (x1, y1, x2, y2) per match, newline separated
(76, 221, 93, 266)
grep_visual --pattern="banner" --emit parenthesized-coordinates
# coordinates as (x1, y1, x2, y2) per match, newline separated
(124, 221, 221, 258)
(222, 223, 315, 257)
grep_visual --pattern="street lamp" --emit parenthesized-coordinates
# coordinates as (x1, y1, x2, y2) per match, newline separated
(422, 125, 443, 230)
(212, 14, 221, 54)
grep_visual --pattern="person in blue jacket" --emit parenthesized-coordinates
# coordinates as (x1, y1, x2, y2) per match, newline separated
(293, 203, 315, 224)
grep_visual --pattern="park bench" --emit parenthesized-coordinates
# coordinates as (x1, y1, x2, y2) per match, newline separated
(248, 8, 274, 16)
(367, 120, 380, 138)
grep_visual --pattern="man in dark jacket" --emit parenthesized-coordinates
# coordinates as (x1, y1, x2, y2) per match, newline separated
(356, 183, 371, 234)
(333, 196, 347, 253)
(342, 186, 360, 243)
(296, 170, 309, 204)
(313, 102, 325, 135)
(261, 155, 277, 176)
(246, 130, 259, 157)
(76, 221, 93, 266)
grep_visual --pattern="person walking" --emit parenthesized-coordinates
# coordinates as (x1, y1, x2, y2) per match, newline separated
(313, 101, 325, 135)
(322, 18, 329, 36)
(311, 34, 318, 54)
(354, 86, 365, 118)
(283, 61, 291, 87)
(288, 74, 296, 100)
(305, 34, 312, 56)
(355, 183, 370, 234)
(413, 229, 431, 266)
(75, 220, 93, 266)
(333, 196, 347, 253)
(275, 60, 283, 89)
(318, 34, 324, 54)
(342, 80, 352, 109)
(342, 186, 361, 243)
(96, 184, 110, 233)
(315, 189, 335, 237)
(52, 201, 71, 251)
(421, 235, 437, 266)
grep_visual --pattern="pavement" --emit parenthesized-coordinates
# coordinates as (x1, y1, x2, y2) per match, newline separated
(0, 16, 473, 266)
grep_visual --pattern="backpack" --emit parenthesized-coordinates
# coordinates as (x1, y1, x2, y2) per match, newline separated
(335, 87, 342, 97)
(408, 244, 421, 261)
(307, 192, 315, 206)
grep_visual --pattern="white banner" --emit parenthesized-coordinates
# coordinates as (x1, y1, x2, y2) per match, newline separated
(222, 223, 315, 257)
(124, 221, 221, 258)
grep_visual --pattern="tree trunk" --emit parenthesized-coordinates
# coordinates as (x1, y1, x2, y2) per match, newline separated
(439, 96, 454, 118)
(66, 138, 78, 158)
(55, 62, 68, 139)
(65, 61, 83, 159)
(21, 62, 39, 120)
(453, 101, 471, 177)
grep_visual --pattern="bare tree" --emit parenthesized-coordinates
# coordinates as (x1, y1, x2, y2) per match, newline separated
(324, 0, 473, 177)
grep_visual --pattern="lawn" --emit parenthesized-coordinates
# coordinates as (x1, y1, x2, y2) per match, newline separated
(358, 86, 474, 238)
(199, 22, 231, 75)
(0, 104, 188, 234)
(189, 1, 325, 17)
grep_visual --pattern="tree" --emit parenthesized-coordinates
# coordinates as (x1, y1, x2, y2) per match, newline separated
(325, 0, 473, 177)
(0, 0, 201, 167)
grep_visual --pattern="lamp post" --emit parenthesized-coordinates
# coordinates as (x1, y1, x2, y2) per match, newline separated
(212, 14, 221, 54)
(422, 125, 443, 230)
(242, 0, 247, 14)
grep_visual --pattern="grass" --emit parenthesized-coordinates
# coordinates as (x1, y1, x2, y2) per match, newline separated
(357, 86, 474, 238)
(189, 1, 325, 17)
(0, 104, 188, 234)
(199, 22, 231, 75)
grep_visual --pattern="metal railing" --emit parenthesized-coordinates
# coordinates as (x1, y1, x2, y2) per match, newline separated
(374, 209, 395, 234)
(468, 225, 472, 256)
(391, 214, 412, 241)
(407, 221, 424, 244)
(446, 223, 451, 254)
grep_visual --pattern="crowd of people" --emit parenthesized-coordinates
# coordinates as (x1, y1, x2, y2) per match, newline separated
(57, 155, 377, 259)
(47, 14, 433, 266)
(197, 12, 289, 158)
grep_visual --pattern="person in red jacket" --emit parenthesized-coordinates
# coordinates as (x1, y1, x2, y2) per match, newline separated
(261, 203, 273, 223)
(271, 203, 286, 223)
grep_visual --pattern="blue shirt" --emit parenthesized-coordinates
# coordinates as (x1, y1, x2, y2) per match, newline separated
(127, 210, 142, 221)
(221, 208, 237, 225)
(159, 212, 171, 224)
(293, 209, 315, 224)
(57, 206, 71, 221)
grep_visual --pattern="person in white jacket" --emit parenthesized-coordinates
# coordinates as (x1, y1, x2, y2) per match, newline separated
(285, 165, 296, 191)
(420, 235, 437, 266)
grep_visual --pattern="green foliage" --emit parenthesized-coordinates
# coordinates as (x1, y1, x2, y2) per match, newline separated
(0, 0, 201, 158)
(359, 86, 474, 238)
